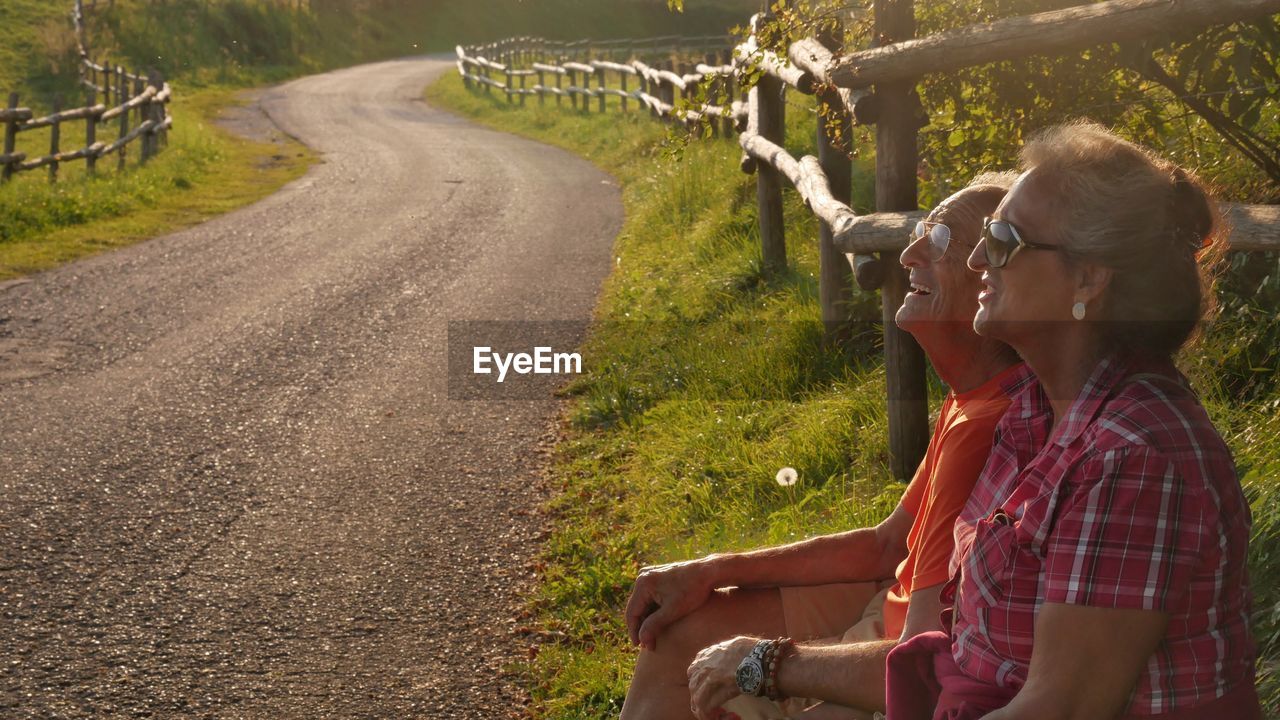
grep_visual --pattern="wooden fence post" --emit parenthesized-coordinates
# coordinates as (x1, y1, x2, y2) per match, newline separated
(102, 57, 111, 103)
(816, 23, 854, 341)
(140, 82, 152, 164)
(85, 87, 96, 176)
(755, 58, 787, 273)
(156, 70, 168, 149)
(661, 60, 676, 123)
(555, 67, 563, 107)
(116, 65, 128, 171)
(537, 68, 545, 107)
(620, 70, 628, 113)
(639, 69, 652, 118)
(655, 62, 667, 122)
(873, 0, 929, 481)
(133, 72, 143, 128)
(520, 71, 527, 107)
(86, 87, 97, 176)
(49, 95, 62, 183)
(596, 66, 606, 113)
(143, 70, 160, 162)
(568, 68, 578, 110)
(505, 52, 513, 105)
(2, 93, 17, 184)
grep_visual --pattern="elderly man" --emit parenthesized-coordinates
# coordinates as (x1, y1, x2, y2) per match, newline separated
(620, 176, 1026, 720)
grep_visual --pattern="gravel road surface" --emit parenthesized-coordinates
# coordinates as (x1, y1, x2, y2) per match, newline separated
(0, 55, 621, 717)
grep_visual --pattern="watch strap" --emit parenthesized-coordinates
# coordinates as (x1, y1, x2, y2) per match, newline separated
(736, 639, 774, 696)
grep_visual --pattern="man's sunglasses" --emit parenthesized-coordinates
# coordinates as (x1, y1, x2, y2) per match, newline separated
(912, 220, 952, 261)
(980, 217, 1066, 268)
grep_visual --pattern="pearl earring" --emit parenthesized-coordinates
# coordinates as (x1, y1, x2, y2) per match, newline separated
(1072, 301, 1087, 321)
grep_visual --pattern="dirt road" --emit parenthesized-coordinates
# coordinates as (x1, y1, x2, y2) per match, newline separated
(0, 55, 621, 717)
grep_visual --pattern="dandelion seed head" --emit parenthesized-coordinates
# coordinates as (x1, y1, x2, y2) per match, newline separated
(775, 467, 798, 487)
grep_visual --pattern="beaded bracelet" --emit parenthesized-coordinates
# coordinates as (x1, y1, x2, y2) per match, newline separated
(763, 636, 795, 702)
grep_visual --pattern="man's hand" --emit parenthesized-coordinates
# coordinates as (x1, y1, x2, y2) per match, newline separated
(687, 636, 757, 720)
(624, 557, 720, 651)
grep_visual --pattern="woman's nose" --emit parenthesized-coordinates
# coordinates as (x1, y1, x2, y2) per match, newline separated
(967, 237, 988, 272)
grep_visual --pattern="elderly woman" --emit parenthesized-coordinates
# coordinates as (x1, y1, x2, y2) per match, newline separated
(621, 179, 1027, 720)
(886, 122, 1260, 720)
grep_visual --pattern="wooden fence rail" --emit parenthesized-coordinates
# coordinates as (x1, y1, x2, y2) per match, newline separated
(458, 0, 1280, 478)
(0, 0, 175, 185)
(455, 34, 745, 129)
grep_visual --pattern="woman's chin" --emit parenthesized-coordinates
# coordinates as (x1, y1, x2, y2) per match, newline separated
(972, 308, 993, 337)
(972, 308, 1013, 344)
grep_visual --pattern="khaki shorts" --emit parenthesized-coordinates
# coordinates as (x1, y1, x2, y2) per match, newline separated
(722, 580, 893, 720)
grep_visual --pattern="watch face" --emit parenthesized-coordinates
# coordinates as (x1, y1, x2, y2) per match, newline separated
(735, 660, 764, 696)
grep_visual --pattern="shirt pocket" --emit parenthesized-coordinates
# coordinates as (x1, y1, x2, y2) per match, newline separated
(958, 509, 1019, 610)
(979, 537, 1043, 666)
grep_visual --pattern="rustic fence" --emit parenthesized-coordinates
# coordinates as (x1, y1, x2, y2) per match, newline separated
(0, 0, 173, 185)
(456, 35, 746, 130)
(458, 0, 1280, 480)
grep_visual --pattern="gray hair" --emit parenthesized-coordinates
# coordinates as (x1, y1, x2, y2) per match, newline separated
(1019, 121, 1220, 359)
(934, 172, 1018, 250)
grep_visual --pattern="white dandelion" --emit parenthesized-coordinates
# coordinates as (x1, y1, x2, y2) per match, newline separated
(775, 467, 798, 487)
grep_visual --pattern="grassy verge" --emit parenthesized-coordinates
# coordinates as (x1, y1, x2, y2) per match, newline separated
(0, 86, 314, 279)
(426, 69, 1280, 718)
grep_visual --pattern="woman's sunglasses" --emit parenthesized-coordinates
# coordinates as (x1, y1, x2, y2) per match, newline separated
(980, 217, 1067, 268)
(913, 221, 952, 261)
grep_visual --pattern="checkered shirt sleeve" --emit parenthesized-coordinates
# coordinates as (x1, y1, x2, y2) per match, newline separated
(1042, 445, 1210, 611)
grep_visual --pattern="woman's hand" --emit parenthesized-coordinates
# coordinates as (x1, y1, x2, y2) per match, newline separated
(687, 635, 758, 720)
(624, 556, 721, 651)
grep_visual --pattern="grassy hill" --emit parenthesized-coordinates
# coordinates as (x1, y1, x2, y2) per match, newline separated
(3, 0, 757, 108)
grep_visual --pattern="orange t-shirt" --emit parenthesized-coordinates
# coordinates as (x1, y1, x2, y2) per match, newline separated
(879, 363, 1026, 640)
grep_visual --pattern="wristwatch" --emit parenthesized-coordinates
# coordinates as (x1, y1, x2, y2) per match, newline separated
(735, 639, 773, 697)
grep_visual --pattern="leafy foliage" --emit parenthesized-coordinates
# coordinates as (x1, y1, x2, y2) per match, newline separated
(746, 0, 1279, 205)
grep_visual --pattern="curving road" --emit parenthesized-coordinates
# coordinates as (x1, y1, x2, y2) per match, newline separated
(0, 55, 621, 717)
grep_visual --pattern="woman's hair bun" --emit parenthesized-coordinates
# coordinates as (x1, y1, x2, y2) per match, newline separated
(1170, 166, 1214, 253)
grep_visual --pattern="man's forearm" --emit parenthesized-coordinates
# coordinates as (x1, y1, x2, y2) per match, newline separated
(711, 519, 904, 589)
(774, 639, 898, 712)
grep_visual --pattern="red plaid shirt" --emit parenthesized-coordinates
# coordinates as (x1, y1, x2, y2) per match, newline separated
(951, 355, 1255, 715)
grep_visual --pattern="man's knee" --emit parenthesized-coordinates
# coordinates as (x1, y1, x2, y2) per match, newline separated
(646, 587, 785, 665)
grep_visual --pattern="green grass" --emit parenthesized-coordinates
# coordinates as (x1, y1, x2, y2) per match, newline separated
(0, 86, 314, 279)
(0, 1, 73, 99)
(426, 70, 1280, 717)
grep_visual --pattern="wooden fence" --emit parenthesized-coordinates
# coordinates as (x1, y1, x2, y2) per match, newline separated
(456, 35, 745, 130)
(460, 0, 1280, 479)
(0, 0, 173, 185)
